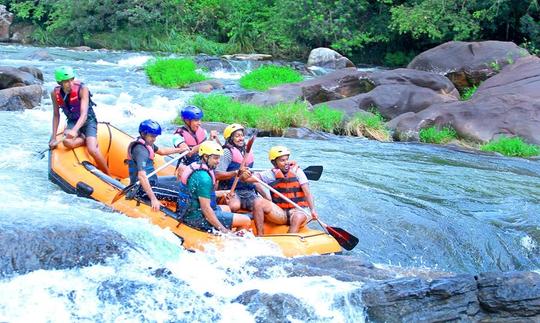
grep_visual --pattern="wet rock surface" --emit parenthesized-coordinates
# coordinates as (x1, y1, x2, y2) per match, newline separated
(244, 256, 540, 322)
(0, 224, 130, 277)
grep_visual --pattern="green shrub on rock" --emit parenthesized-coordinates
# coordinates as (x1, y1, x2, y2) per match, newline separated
(239, 65, 303, 91)
(481, 136, 540, 157)
(145, 58, 206, 88)
(419, 126, 457, 144)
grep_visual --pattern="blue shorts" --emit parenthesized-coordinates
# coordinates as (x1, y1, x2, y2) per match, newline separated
(184, 209, 234, 233)
(67, 118, 98, 138)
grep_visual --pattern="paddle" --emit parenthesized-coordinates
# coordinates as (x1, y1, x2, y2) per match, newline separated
(251, 165, 323, 181)
(111, 151, 189, 204)
(253, 176, 359, 251)
(228, 131, 257, 196)
(36, 135, 66, 159)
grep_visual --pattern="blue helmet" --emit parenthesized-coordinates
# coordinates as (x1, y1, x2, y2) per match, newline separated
(139, 119, 162, 136)
(181, 105, 204, 121)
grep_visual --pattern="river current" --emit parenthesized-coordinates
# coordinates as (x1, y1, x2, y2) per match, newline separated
(0, 44, 538, 322)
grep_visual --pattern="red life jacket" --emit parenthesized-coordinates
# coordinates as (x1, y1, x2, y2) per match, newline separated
(174, 126, 207, 147)
(54, 81, 96, 121)
(269, 166, 309, 210)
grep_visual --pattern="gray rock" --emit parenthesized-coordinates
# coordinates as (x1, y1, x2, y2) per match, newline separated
(307, 47, 355, 69)
(9, 23, 33, 44)
(18, 66, 44, 82)
(26, 49, 54, 61)
(0, 66, 42, 88)
(241, 67, 367, 106)
(183, 79, 224, 93)
(222, 53, 273, 61)
(392, 56, 540, 145)
(233, 289, 317, 323)
(477, 271, 540, 317)
(362, 275, 480, 322)
(0, 224, 130, 277)
(0, 5, 13, 42)
(408, 41, 530, 91)
(0, 84, 43, 111)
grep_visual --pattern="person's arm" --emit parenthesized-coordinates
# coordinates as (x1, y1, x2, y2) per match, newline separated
(215, 149, 237, 181)
(199, 197, 230, 233)
(138, 170, 161, 211)
(296, 169, 318, 219)
(66, 86, 89, 138)
(49, 91, 61, 147)
(156, 143, 189, 156)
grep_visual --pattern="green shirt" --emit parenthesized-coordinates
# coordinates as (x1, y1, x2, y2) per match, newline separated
(183, 170, 213, 221)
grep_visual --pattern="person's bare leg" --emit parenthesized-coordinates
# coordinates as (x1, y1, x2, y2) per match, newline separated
(227, 196, 242, 212)
(86, 136, 110, 175)
(232, 213, 252, 230)
(288, 210, 309, 233)
(252, 198, 266, 236)
(63, 136, 85, 149)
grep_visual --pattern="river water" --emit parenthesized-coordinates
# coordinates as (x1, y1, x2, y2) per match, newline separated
(0, 44, 539, 321)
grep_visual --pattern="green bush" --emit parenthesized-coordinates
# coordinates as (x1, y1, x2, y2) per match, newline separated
(308, 105, 344, 133)
(481, 136, 540, 157)
(419, 126, 457, 144)
(345, 111, 390, 141)
(145, 58, 207, 88)
(460, 85, 478, 100)
(178, 94, 344, 134)
(239, 65, 303, 91)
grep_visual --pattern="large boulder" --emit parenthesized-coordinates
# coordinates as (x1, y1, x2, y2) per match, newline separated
(392, 56, 540, 145)
(0, 5, 13, 42)
(0, 84, 43, 111)
(408, 41, 530, 91)
(307, 47, 355, 69)
(0, 66, 43, 88)
(0, 224, 130, 277)
(9, 23, 33, 44)
(316, 68, 459, 119)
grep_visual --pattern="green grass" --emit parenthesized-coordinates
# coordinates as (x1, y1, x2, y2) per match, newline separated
(145, 58, 207, 88)
(176, 94, 344, 134)
(419, 126, 457, 144)
(481, 136, 540, 157)
(239, 65, 303, 91)
(460, 85, 478, 100)
(345, 111, 391, 141)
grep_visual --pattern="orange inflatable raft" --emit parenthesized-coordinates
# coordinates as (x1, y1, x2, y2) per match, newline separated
(48, 122, 342, 256)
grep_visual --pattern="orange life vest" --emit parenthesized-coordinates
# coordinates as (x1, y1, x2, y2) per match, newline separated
(269, 166, 308, 210)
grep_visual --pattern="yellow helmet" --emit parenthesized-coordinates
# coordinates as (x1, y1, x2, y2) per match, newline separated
(268, 146, 291, 161)
(223, 123, 244, 140)
(199, 141, 224, 156)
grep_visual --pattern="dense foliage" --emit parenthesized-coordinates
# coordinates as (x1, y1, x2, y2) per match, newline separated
(3, 0, 539, 64)
(239, 65, 303, 90)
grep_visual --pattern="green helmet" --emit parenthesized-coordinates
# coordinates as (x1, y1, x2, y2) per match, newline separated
(54, 66, 76, 82)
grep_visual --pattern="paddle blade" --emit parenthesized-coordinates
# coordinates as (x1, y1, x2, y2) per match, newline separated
(245, 130, 258, 153)
(303, 165, 323, 181)
(326, 225, 359, 251)
(111, 183, 135, 204)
